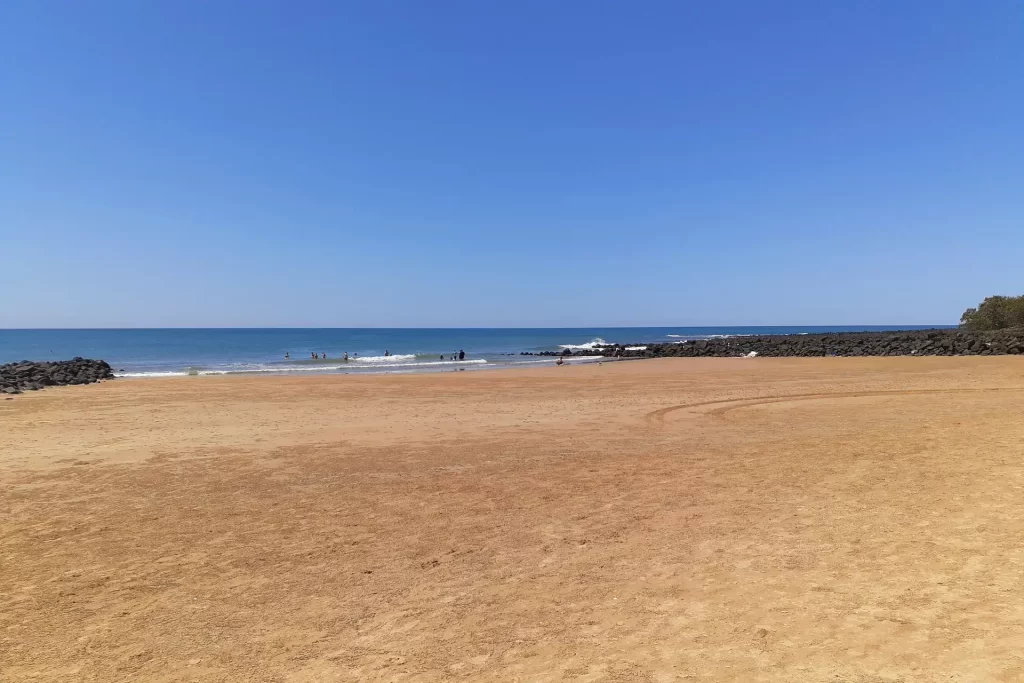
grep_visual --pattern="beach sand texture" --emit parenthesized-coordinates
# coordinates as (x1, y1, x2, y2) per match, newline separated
(3, 357, 1024, 682)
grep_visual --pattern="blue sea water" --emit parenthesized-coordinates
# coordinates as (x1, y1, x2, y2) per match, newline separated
(0, 327, 953, 377)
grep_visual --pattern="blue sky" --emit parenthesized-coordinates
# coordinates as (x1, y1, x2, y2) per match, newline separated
(2, 1, 1022, 328)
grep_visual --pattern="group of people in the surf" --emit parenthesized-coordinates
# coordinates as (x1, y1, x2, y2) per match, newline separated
(283, 351, 355, 361)
(283, 349, 468, 362)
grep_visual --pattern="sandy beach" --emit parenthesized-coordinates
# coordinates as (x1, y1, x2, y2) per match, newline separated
(3, 357, 1024, 682)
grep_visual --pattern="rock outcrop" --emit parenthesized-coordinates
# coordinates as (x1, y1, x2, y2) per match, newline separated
(522, 329, 1024, 359)
(0, 358, 114, 395)
(597, 329, 1024, 359)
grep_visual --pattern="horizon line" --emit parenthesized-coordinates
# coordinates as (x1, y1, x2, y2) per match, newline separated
(1, 324, 958, 331)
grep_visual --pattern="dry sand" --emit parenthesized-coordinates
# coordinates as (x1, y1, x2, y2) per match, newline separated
(3, 357, 1024, 682)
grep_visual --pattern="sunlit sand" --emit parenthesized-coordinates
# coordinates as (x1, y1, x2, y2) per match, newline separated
(3, 357, 1024, 681)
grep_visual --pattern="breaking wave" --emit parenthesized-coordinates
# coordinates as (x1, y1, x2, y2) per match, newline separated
(352, 354, 417, 363)
(559, 338, 609, 350)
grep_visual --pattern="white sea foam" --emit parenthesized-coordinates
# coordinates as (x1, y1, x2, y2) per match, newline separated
(117, 368, 256, 377)
(351, 354, 417, 363)
(666, 333, 746, 341)
(112, 355, 622, 378)
(115, 358, 488, 378)
(348, 358, 487, 369)
(625, 346, 647, 351)
(559, 338, 609, 350)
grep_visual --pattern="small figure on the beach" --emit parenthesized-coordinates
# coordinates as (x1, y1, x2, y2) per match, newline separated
(556, 356, 564, 366)
(458, 349, 465, 361)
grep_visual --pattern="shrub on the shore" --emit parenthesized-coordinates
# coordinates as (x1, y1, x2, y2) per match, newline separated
(960, 295, 1024, 331)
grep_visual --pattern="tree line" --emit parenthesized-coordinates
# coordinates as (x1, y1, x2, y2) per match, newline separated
(960, 295, 1024, 331)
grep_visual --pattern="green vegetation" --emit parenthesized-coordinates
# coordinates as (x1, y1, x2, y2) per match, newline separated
(960, 295, 1024, 331)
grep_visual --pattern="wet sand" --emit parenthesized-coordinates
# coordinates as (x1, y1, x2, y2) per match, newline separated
(3, 357, 1024, 682)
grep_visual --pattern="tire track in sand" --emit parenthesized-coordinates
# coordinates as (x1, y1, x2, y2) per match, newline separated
(644, 387, 1024, 428)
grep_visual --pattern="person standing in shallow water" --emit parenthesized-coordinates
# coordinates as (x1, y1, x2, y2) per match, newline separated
(459, 349, 465, 361)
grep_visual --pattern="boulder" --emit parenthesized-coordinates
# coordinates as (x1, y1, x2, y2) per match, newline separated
(0, 358, 114, 393)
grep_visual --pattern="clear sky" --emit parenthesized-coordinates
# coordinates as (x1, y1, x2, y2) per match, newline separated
(2, 1, 1022, 328)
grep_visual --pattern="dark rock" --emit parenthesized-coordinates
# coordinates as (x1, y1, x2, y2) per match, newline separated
(0, 358, 114, 393)
(584, 329, 1024, 361)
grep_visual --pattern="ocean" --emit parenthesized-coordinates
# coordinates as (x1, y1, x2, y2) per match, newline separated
(0, 327, 952, 378)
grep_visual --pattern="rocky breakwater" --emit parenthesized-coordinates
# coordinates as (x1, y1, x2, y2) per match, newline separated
(0, 358, 114, 395)
(588, 329, 1024, 359)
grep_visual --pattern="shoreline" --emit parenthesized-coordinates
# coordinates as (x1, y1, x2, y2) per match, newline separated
(6, 328, 1023, 394)
(0, 326, 959, 381)
(109, 354, 614, 380)
(4, 353, 1012, 400)
(108, 354, 644, 383)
